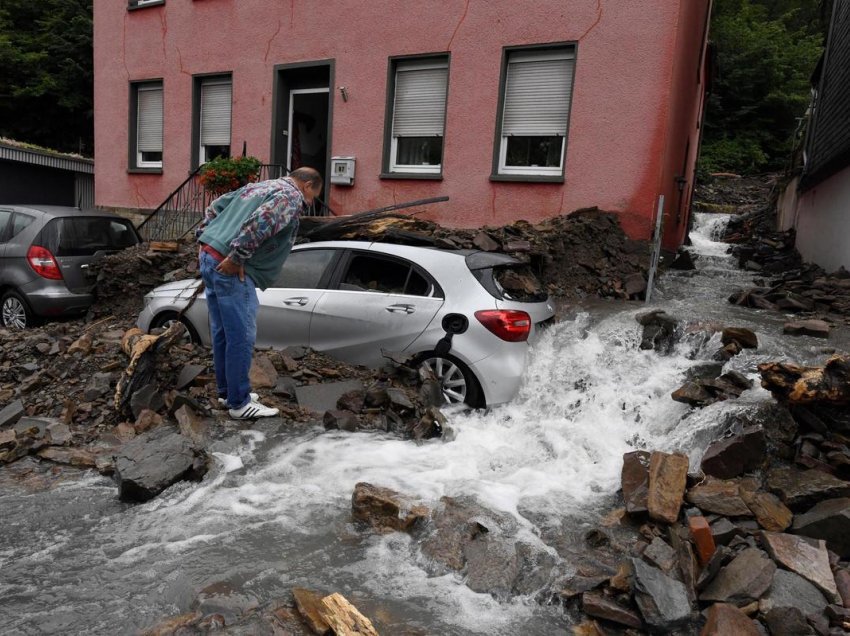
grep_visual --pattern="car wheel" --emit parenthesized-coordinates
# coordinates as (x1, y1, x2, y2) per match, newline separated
(419, 354, 482, 408)
(150, 311, 200, 345)
(1, 291, 34, 329)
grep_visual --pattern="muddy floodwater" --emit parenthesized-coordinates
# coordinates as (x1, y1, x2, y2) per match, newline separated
(1, 213, 847, 635)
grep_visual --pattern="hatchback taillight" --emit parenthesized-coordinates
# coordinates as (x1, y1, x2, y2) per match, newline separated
(27, 245, 63, 280)
(474, 310, 531, 342)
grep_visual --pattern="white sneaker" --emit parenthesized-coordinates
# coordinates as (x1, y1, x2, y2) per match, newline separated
(229, 400, 279, 420)
(218, 392, 259, 407)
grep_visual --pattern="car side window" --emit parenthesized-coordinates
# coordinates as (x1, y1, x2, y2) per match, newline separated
(272, 249, 336, 288)
(11, 213, 35, 239)
(340, 253, 438, 297)
(0, 209, 12, 242)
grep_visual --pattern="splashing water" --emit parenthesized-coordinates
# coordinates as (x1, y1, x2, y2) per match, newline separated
(1, 213, 845, 634)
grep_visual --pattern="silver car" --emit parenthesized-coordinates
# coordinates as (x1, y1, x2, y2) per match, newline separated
(137, 241, 555, 407)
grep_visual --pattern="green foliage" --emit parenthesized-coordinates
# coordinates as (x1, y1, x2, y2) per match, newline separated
(701, 0, 827, 174)
(199, 156, 263, 196)
(0, 0, 93, 155)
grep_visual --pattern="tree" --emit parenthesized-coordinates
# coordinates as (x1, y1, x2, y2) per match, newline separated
(700, 0, 827, 174)
(0, 0, 93, 155)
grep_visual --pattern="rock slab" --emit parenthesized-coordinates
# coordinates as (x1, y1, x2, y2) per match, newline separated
(762, 531, 840, 603)
(700, 602, 761, 636)
(631, 557, 692, 631)
(647, 451, 689, 524)
(792, 497, 850, 557)
(700, 426, 766, 479)
(699, 547, 776, 604)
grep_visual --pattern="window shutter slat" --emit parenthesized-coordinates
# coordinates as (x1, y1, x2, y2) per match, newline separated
(393, 66, 448, 137)
(200, 81, 232, 146)
(503, 55, 574, 136)
(137, 85, 163, 152)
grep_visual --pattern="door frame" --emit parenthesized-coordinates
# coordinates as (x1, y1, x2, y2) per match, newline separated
(286, 87, 330, 172)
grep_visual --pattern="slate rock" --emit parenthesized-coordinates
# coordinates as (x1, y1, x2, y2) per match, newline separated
(0, 399, 25, 428)
(710, 517, 738, 545)
(297, 380, 365, 413)
(130, 383, 164, 420)
(386, 388, 414, 410)
(670, 249, 697, 271)
(699, 547, 776, 604)
(763, 606, 816, 636)
(648, 451, 689, 524)
(248, 354, 277, 389)
(784, 320, 831, 339)
(741, 489, 793, 532)
(761, 568, 828, 617)
(631, 557, 692, 631)
(721, 327, 758, 349)
(687, 478, 752, 517)
(323, 409, 358, 432)
(700, 426, 766, 479)
(114, 426, 207, 502)
(176, 364, 205, 390)
(792, 498, 850, 557)
(762, 532, 840, 604)
(84, 372, 113, 401)
(582, 591, 643, 629)
(36, 446, 98, 468)
(272, 376, 298, 400)
(672, 382, 713, 407)
(700, 602, 761, 636)
(351, 482, 428, 533)
(622, 450, 650, 514)
(46, 421, 72, 446)
(0, 429, 15, 450)
(766, 467, 850, 510)
(643, 536, 677, 572)
(472, 232, 500, 252)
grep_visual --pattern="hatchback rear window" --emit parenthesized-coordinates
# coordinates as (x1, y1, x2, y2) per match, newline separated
(35, 217, 139, 256)
(466, 252, 547, 302)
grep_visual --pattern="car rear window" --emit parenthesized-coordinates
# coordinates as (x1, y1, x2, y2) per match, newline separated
(466, 253, 547, 302)
(35, 217, 139, 256)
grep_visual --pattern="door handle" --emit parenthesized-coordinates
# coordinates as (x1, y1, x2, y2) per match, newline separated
(283, 297, 309, 306)
(386, 303, 415, 314)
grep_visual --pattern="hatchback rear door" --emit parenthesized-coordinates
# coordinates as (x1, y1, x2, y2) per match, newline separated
(309, 250, 444, 367)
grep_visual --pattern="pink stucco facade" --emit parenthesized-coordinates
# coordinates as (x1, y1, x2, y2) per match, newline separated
(93, 0, 710, 248)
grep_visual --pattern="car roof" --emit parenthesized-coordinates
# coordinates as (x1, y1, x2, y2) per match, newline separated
(1, 205, 127, 220)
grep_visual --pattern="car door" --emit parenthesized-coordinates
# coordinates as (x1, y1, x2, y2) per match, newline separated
(309, 250, 445, 367)
(0, 209, 12, 282)
(254, 247, 340, 349)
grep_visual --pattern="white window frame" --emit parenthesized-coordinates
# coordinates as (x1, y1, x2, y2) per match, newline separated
(389, 59, 448, 175)
(286, 88, 329, 172)
(497, 48, 575, 177)
(197, 77, 233, 166)
(136, 83, 163, 169)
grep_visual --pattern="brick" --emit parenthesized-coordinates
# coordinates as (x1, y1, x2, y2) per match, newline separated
(688, 515, 716, 565)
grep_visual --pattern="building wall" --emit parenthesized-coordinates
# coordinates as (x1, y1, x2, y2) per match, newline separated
(94, 0, 708, 244)
(795, 164, 850, 273)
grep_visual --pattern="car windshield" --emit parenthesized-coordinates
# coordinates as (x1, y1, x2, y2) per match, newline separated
(37, 216, 139, 257)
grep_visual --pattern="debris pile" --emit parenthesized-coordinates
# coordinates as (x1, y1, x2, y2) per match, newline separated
(692, 174, 776, 215)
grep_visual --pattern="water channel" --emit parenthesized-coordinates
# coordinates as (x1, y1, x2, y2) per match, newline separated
(1, 213, 846, 634)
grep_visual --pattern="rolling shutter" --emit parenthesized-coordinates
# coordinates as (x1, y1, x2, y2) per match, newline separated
(502, 49, 574, 137)
(392, 61, 448, 137)
(200, 80, 232, 146)
(137, 84, 163, 152)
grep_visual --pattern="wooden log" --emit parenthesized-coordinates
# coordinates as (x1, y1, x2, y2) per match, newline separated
(149, 241, 181, 252)
(758, 355, 850, 405)
(292, 588, 331, 636)
(318, 593, 379, 636)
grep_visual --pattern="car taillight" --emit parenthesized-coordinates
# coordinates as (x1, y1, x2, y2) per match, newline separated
(474, 310, 531, 342)
(27, 245, 63, 280)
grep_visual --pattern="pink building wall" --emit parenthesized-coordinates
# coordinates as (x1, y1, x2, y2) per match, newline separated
(94, 0, 710, 246)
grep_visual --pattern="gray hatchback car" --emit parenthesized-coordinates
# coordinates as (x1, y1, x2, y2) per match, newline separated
(0, 205, 140, 328)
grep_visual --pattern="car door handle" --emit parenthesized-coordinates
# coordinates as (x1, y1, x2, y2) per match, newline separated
(283, 297, 309, 306)
(386, 303, 415, 314)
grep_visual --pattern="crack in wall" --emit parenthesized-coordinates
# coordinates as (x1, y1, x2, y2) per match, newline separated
(579, 0, 603, 41)
(159, 6, 168, 59)
(264, 20, 283, 63)
(121, 13, 130, 79)
(447, 0, 470, 50)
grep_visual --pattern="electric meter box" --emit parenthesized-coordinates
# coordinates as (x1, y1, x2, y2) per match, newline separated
(330, 156, 355, 185)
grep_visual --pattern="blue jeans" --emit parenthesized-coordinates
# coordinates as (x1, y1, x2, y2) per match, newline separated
(199, 251, 258, 409)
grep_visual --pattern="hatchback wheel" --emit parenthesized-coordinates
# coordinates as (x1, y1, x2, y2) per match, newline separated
(1, 291, 32, 329)
(419, 354, 482, 407)
(150, 312, 199, 345)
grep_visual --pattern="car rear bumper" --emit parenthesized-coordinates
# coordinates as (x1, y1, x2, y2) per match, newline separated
(21, 280, 93, 317)
(470, 346, 528, 406)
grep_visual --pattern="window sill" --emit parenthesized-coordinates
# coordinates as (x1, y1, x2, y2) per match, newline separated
(128, 167, 163, 174)
(489, 173, 564, 183)
(128, 0, 165, 10)
(380, 172, 443, 181)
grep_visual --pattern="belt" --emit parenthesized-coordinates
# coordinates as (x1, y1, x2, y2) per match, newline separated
(201, 244, 226, 262)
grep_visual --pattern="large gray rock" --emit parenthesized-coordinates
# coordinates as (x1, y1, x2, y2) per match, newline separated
(0, 399, 25, 428)
(114, 425, 207, 502)
(761, 569, 828, 617)
(351, 482, 428, 533)
(296, 380, 365, 413)
(686, 478, 752, 517)
(792, 497, 850, 557)
(766, 466, 850, 510)
(700, 426, 766, 479)
(631, 557, 692, 631)
(762, 532, 840, 604)
(622, 450, 650, 514)
(699, 547, 776, 604)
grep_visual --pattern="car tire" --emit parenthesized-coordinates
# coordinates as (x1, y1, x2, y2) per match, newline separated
(1, 290, 35, 329)
(150, 311, 200, 345)
(418, 353, 483, 408)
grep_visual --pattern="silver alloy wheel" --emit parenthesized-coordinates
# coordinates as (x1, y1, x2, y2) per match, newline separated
(421, 357, 468, 404)
(2, 296, 27, 329)
(154, 317, 193, 345)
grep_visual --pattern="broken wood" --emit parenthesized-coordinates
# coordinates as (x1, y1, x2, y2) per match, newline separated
(149, 241, 181, 252)
(302, 196, 448, 241)
(758, 355, 850, 405)
(318, 593, 379, 636)
(292, 588, 332, 636)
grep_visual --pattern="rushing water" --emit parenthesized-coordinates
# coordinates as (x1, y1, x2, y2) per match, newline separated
(1, 214, 847, 635)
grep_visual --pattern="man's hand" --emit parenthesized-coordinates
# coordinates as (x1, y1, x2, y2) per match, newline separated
(216, 256, 245, 281)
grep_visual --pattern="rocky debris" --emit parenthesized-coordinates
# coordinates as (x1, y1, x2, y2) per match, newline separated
(114, 425, 208, 502)
(670, 248, 697, 271)
(0, 399, 24, 428)
(762, 568, 829, 617)
(686, 478, 753, 517)
(581, 591, 643, 629)
(721, 327, 758, 350)
(762, 532, 840, 604)
(784, 319, 832, 339)
(766, 466, 850, 510)
(621, 450, 650, 514)
(672, 369, 753, 408)
(647, 451, 689, 524)
(700, 426, 765, 478)
(191, 581, 260, 626)
(631, 557, 692, 630)
(701, 602, 761, 636)
(318, 592, 379, 636)
(792, 498, 850, 557)
(291, 588, 331, 635)
(694, 174, 775, 215)
(323, 409, 358, 432)
(758, 355, 850, 405)
(699, 547, 776, 605)
(351, 482, 429, 533)
(636, 310, 679, 353)
(741, 489, 792, 532)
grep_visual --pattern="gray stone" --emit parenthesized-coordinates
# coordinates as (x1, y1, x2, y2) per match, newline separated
(351, 482, 428, 532)
(622, 450, 651, 515)
(762, 532, 840, 604)
(766, 467, 850, 510)
(322, 409, 358, 432)
(176, 364, 205, 390)
(763, 606, 815, 636)
(792, 498, 850, 558)
(624, 273, 647, 297)
(671, 381, 713, 407)
(631, 557, 692, 631)
(582, 591, 643, 629)
(784, 320, 831, 339)
(386, 388, 414, 410)
(272, 376, 298, 399)
(46, 421, 72, 445)
(472, 232, 500, 252)
(296, 380, 364, 413)
(281, 345, 308, 360)
(699, 547, 776, 604)
(129, 383, 164, 420)
(700, 426, 766, 479)
(721, 327, 758, 349)
(644, 536, 677, 572)
(670, 249, 697, 270)
(0, 399, 25, 429)
(686, 478, 752, 517)
(762, 568, 828, 617)
(84, 373, 113, 401)
(0, 429, 15, 450)
(114, 426, 207, 502)
(710, 517, 738, 545)
(702, 603, 762, 636)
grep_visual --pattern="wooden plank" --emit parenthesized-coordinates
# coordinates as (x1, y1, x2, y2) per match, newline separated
(149, 241, 180, 252)
(318, 593, 379, 636)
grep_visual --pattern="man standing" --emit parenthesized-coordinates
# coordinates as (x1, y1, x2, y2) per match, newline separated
(196, 166, 323, 419)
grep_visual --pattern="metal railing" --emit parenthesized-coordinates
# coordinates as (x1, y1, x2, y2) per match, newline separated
(137, 164, 334, 241)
